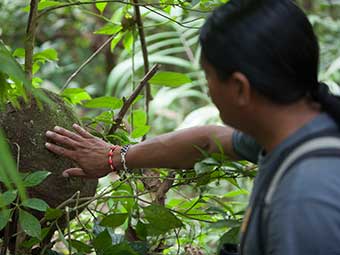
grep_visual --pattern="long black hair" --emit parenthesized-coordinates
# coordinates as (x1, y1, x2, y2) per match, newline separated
(200, 0, 340, 123)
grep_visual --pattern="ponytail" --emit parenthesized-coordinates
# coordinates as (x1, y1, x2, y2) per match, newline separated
(311, 82, 340, 125)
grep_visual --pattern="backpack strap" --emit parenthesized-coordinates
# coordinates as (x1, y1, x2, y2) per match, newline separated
(264, 136, 340, 205)
(260, 136, 340, 254)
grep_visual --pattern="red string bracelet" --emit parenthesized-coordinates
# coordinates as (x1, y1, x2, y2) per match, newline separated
(108, 146, 117, 172)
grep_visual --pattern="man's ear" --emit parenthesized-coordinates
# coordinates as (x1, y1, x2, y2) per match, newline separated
(230, 72, 251, 106)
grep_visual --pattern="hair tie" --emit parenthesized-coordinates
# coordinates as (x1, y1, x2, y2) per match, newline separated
(311, 82, 330, 102)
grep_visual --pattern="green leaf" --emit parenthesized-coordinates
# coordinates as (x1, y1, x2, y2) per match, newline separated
(45, 208, 63, 220)
(130, 110, 147, 126)
(123, 32, 134, 54)
(0, 209, 12, 231)
(136, 221, 147, 241)
(23, 1, 61, 12)
(103, 242, 138, 255)
(100, 213, 128, 228)
(0, 190, 17, 207)
(224, 189, 249, 198)
(131, 125, 150, 138)
(21, 227, 50, 249)
(33, 48, 58, 62)
(93, 229, 112, 251)
(83, 96, 123, 109)
(0, 130, 26, 200)
(143, 204, 183, 235)
(0, 42, 28, 87)
(111, 32, 125, 52)
(19, 209, 41, 238)
(149, 72, 192, 87)
(95, 111, 114, 123)
(22, 198, 49, 212)
(96, 2, 107, 13)
(70, 239, 92, 253)
(23, 171, 51, 187)
(13, 48, 25, 58)
(194, 162, 215, 175)
(95, 23, 121, 35)
(61, 88, 92, 105)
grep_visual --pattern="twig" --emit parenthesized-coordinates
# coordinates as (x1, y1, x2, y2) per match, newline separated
(25, 0, 39, 82)
(143, 6, 201, 29)
(14, 142, 21, 172)
(154, 171, 176, 205)
(61, 32, 120, 91)
(108, 64, 160, 134)
(133, 0, 151, 140)
(65, 206, 72, 255)
(174, 228, 181, 255)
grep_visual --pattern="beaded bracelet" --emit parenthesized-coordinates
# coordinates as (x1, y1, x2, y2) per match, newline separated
(108, 146, 118, 172)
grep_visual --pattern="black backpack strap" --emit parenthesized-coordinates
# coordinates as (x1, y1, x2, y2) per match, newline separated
(260, 136, 340, 254)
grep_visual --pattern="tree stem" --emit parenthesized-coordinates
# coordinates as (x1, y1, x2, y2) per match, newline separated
(108, 64, 159, 134)
(25, 0, 39, 83)
(133, 0, 151, 140)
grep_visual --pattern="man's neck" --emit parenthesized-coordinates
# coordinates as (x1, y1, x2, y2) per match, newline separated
(245, 100, 320, 153)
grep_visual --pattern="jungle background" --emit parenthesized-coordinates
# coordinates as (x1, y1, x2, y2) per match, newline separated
(0, 0, 340, 254)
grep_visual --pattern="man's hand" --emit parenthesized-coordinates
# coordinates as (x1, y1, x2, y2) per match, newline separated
(45, 124, 120, 178)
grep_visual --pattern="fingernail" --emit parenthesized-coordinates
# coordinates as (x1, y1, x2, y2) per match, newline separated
(45, 142, 51, 147)
(62, 172, 69, 177)
(54, 126, 61, 131)
(46, 131, 53, 136)
(73, 124, 78, 128)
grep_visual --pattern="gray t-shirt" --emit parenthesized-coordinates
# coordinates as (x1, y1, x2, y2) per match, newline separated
(232, 113, 340, 255)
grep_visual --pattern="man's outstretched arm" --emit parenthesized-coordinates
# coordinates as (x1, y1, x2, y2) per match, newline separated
(45, 124, 238, 178)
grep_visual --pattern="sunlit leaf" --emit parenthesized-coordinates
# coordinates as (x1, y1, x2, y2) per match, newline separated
(95, 23, 121, 35)
(61, 88, 92, 105)
(149, 71, 192, 87)
(83, 96, 123, 109)
(33, 48, 59, 62)
(96, 2, 107, 13)
(131, 125, 150, 138)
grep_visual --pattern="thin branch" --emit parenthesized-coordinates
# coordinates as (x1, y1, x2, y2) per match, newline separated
(133, 0, 151, 141)
(61, 32, 120, 91)
(154, 171, 176, 204)
(25, 0, 39, 83)
(108, 64, 160, 134)
(143, 6, 201, 29)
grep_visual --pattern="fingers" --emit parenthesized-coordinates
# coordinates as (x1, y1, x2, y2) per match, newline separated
(46, 131, 79, 149)
(53, 126, 83, 142)
(62, 168, 87, 178)
(72, 124, 93, 139)
(45, 142, 75, 160)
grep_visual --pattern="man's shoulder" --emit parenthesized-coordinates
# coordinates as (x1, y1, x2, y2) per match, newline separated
(273, 156, 340, 202)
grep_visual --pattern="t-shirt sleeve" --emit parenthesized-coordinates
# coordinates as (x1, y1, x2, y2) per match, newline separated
(231, 130, 261, 163)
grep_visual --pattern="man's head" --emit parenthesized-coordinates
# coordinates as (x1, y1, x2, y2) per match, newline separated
(199, 0, 321, 129)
